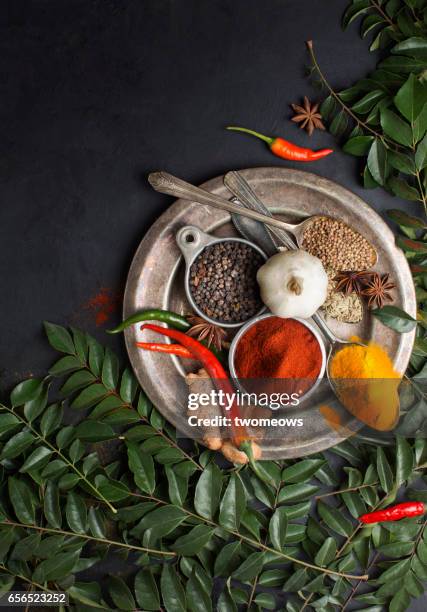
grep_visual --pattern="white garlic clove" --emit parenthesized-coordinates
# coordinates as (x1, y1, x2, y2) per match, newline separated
(256, 249, 328, 319)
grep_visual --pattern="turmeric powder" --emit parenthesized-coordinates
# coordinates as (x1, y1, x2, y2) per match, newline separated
(319, 404, 355, 438)
(329, 341, 400, 431)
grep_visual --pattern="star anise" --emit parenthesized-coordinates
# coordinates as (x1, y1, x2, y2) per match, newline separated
(334, 271, 373, 296)
(186, 315, 227, 352)
(291, 96, 325, 136)
(361, 273, 396, 309)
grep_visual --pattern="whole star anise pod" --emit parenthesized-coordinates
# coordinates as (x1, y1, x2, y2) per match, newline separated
(186, 315, 227, 351)
(291, 96, 325, 136)
(361, 273, 396, 308)
(334, 271, 373, 295)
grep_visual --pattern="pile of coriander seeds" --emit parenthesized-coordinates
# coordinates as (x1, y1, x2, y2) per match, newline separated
(301, 216, 376, 271)
(189, 240, 264, 324)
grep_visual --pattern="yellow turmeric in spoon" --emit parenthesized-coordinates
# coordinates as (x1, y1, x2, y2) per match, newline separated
(329, 340, 400, 431)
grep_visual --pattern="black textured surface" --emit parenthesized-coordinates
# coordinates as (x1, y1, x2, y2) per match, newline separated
(0, 1, 424, 608)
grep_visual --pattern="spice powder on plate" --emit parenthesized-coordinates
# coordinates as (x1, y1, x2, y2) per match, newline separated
(234, 317, 322, 380)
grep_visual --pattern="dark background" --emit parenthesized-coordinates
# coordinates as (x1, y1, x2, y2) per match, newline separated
(0, 0, 424, 609)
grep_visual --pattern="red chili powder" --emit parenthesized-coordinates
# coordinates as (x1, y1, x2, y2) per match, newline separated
(234, 317, 322, 379)
(83, 287, 119, 327)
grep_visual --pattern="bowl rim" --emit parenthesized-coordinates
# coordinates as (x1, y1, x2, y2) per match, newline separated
(228, 312, 327, 406)
(183, 234, 267, 329)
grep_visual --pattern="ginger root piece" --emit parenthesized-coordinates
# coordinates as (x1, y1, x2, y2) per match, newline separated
(221, 440, 262, 464)
(185, 368, 223, 449)
(185, 369, 264, 462)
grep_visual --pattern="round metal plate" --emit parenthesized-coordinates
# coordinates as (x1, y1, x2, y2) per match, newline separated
(124, 167, 416, 459)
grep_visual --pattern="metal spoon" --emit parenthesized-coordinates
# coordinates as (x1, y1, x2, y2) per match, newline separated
(229, 197, 278, 257)
(148, 171, 311, 241)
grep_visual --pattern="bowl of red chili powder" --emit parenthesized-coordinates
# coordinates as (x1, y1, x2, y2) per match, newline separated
(229, 314, 326, 403)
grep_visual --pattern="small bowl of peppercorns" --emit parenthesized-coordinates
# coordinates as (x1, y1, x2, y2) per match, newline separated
(176, 225, 267, 328)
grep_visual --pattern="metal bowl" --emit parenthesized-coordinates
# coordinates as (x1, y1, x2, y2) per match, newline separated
(228, 312, 327, 405)
(175, 225, 267, 329)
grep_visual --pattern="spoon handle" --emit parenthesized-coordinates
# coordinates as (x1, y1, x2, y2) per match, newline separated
(223, 171, 298, 251)
(148, 171, 301, 234)
(311, 312, 340, 345)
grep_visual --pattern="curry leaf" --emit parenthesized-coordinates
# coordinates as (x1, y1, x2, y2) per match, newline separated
(44, 321, 75, 354)
(387, 209, 426, 229)
(127, 442, 155, 494)
(138, 505, 186, 538)
(318, 501, 353, 537)
(161, 564, 186, 612)
(376, 447, 394, 493)
(232, 552, 265, 582)
(380, 108, 413, 146)
(1, 431, 35, 460)
(66, 491, 87, 534)
(269, 507, 288, 551)
(281, 459, 325, 483)
(219, 473, 246, 531)
(372, 305, 417, 332)
(367, 139, 389, 186)
(343, 135, 374, 156)
(44, 481, 62, 529)
(388, 176, 420, 202)
(172, 525, 214, 555)
(109, 576, 136, 611)
(214, 541, 241, 576)
(135, 570, 160, 611)
(415, 132, 427, 170)
(8, 477, 36, 524)
(10, 378, 43, 407)
(194, 463, 222, 520)
(315, 537, 337, 567)
(395, 437, 413, 485)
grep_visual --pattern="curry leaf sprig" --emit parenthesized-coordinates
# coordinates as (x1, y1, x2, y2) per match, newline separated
(373, 209, 427, 438)
(0, 324, 426, 610)
(306, 31, 427, 216)
(44, 321, 203, 472)
(343, 0, 427, 52)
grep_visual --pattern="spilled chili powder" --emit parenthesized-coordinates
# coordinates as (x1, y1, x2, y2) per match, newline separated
(82, 287, 119, 327)
(234, 317, 322, 379)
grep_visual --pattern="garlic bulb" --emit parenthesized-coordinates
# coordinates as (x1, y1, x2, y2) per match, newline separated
(256, 250, 328, 318)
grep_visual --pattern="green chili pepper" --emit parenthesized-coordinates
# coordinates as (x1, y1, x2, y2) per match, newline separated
(107, 309, 191, 334)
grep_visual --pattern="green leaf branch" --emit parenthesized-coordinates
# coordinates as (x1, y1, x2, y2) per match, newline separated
(0, 324, 425, 610)
(0, 402, 118, 515)
(307, 37, 427, 216)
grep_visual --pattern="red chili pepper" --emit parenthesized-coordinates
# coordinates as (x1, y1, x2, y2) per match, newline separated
(135, 342, 193, 358)
(226, 126, 333, 161)
(140, 323, 249, 446)
(359, 502, 425, 524)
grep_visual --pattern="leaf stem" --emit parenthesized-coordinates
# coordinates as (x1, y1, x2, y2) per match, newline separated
(81, 368, 202, 472)
(0, 404, 118, 514)
(0, 562, 54, 594)
(315, 482, 378, 500)
(246, 476, 282, 609)
(369, 0, 395, 28)
(415, 169, 427, 218)
(0, 519, 175, 556)
(340, 551, 379, 611)
(306, 40, 385, 141)
(116, 491, 368, 581)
